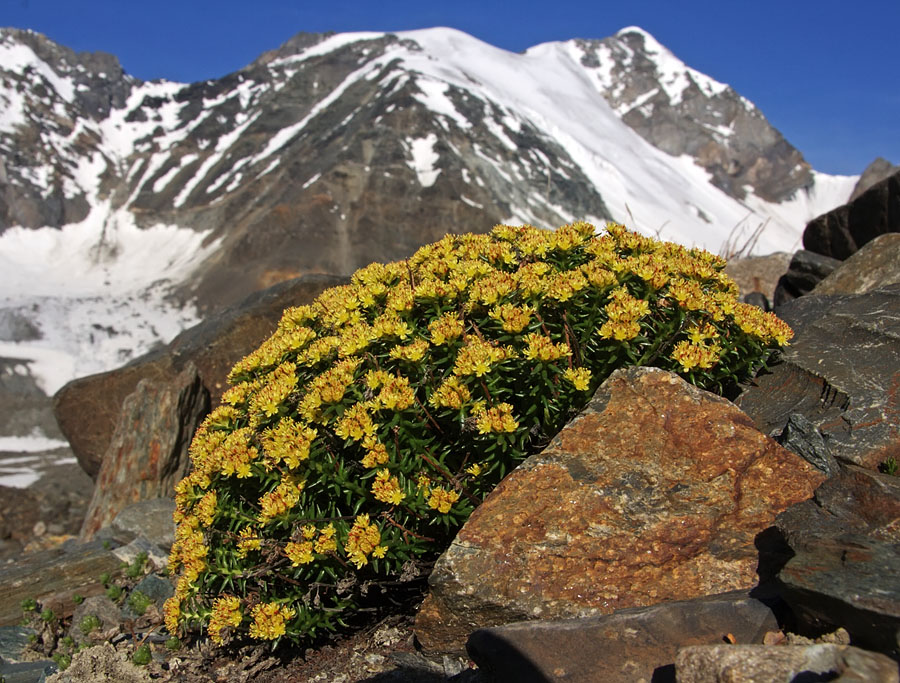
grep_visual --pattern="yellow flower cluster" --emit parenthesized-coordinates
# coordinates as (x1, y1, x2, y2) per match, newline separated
(489, 303, 533, 333)
(285, 523, 338, 566)
(237, 527, 261, 558)
(360, 438, 390, 468)
(733, 302, 793, 345)
(298, 358, 361, 422)
(670, 340, 723, 371)
(334, 403, 377, 442)
(475, 402, 519, 434)
(208, 596, 242, 645)
(523, 332, 571, 363)
(258, 476, 305, 523)
(345, 514, 386, 568)
(261, 419, 317, 469)
(453, 335, 515, 377)
(429, 376, 472, 410)
(249, 602, 296, 640)
(563, 367, 593, 391)
(599, 287, 651, 341)
(371, 468, 406, 505)
(428, 486, 461, 514)
(428, 312, 465, 345)
(390, 338, 430, 362)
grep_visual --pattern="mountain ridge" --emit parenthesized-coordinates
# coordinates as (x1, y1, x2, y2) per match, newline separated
(0, 24, 858, 397)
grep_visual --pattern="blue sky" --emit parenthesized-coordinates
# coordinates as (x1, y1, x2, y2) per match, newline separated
(3, 0, 897, 176)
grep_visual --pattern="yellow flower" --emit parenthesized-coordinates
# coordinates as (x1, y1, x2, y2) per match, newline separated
(249, 361, 298, 419)
(344, 514, 383, 568)
(428, 487, 460, 514)
(195, 490, 217, 527)
(488, 303, 533, 333)
(249, 602, 296, 641)
(260, 419, 317, 469)
(563, 367, 592, 391)
(375, 374, 416, 412)
(598, 318, 641, 341)
(371, 468, 406, 505)
(474, 402, 519, 434)
(523, 332, 571, 363)
(453, 336, 514, 377)
(314, 524, 337, 553)
(258, 476, 305, 523)
(429, 376, 472, 410)
(465, 462, 484, 477)
(284, 540, 315, 566)
(163, 596, 181, 635)
(428, 312, 465, 345)
(389, 338, 430, 363)
(361, 439, 390, 468)
(670, 340, 722, 372)
(208, 596, 242, 645)
(334, 403, 377, 442)
(236, 527, 261, 558)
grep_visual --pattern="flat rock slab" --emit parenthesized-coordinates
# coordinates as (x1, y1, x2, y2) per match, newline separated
(466, 590, 779, 683)
(737, 284, 900, 469)
(776, 464, 900, 657)
(0, 540, 120, 627)
(675, 643, 899, 683)
(416, 367, 824, 653)
(813, 233, 900, 295)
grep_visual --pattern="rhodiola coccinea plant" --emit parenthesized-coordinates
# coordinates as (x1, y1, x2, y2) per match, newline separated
(165, 221, 792, 645)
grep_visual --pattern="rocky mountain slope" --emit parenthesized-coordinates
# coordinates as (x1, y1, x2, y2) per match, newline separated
(0, 24, 859, 434)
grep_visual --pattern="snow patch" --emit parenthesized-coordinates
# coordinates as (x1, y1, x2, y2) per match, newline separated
(406, 134, 441, 187)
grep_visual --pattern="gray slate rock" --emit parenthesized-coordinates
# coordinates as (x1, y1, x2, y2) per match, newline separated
(803, 168, 900, 260)
(772, 249, 842, 306)
(109, 498, 176, 551)
(466, 590, 780, 683)
(675, 643, 899, 682)
(813, 232, 900, 295)
(776, 464, 900, 658)
(775, 413, 839, 477)
(0, 659, 57, 683)
(737, 284, 900, 469)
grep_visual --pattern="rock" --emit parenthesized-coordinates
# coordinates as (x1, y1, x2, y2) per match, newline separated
(813, 232, 900, 295)
(775, 464, 900, 658)
(68, 596, 120, 646)
(466, 589, 780, 683)
(723, 251, 791, 304)
(108, 498, 176, 551)
(850, 157, 900, 202)
(774, 413, 839, 477)
(54, 273, 345, 479)
(45, 642, 150, 683)
(803, 168, 900, 260)
(741, 291, 769, 311)
(0, 625, 36, 663)
(0, 540, 119, 627)
(674, 643, 899, 682)
(772, 249, 842, 307)
(111, 537, 168, 574)
(78, 364, 208, 541)
(737, 285, 900, 469)
(0, 659, 57, 683)
(130, 575, 174, 610)
(414, 367, 825, 654)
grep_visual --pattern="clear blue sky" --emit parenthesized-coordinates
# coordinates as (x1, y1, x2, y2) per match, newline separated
(3, 0, 897, 176)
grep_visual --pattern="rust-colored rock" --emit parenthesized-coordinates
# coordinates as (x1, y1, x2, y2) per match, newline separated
(415, 366, 825, 654)
(78, 363, 208, 540)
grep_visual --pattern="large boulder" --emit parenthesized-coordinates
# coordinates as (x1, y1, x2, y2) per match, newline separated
(414, 366, 825, 654)
(736, 284, 900, 469)
(78, 363, 209, 540)
(771, 249, 842, 307)
(53, 274, 345, 478)
(803, 168, 900, 260)
(775, 464, 900, 658)
(850, 157, 900, 202)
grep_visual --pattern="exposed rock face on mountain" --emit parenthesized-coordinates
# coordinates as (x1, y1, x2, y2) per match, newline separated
(851, 157, 900, 201)
(1, 26, 855, 317)
(574, 28, 812, 203)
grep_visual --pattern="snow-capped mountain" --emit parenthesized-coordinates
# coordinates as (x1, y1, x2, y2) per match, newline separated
(0, 25, 857, 404)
